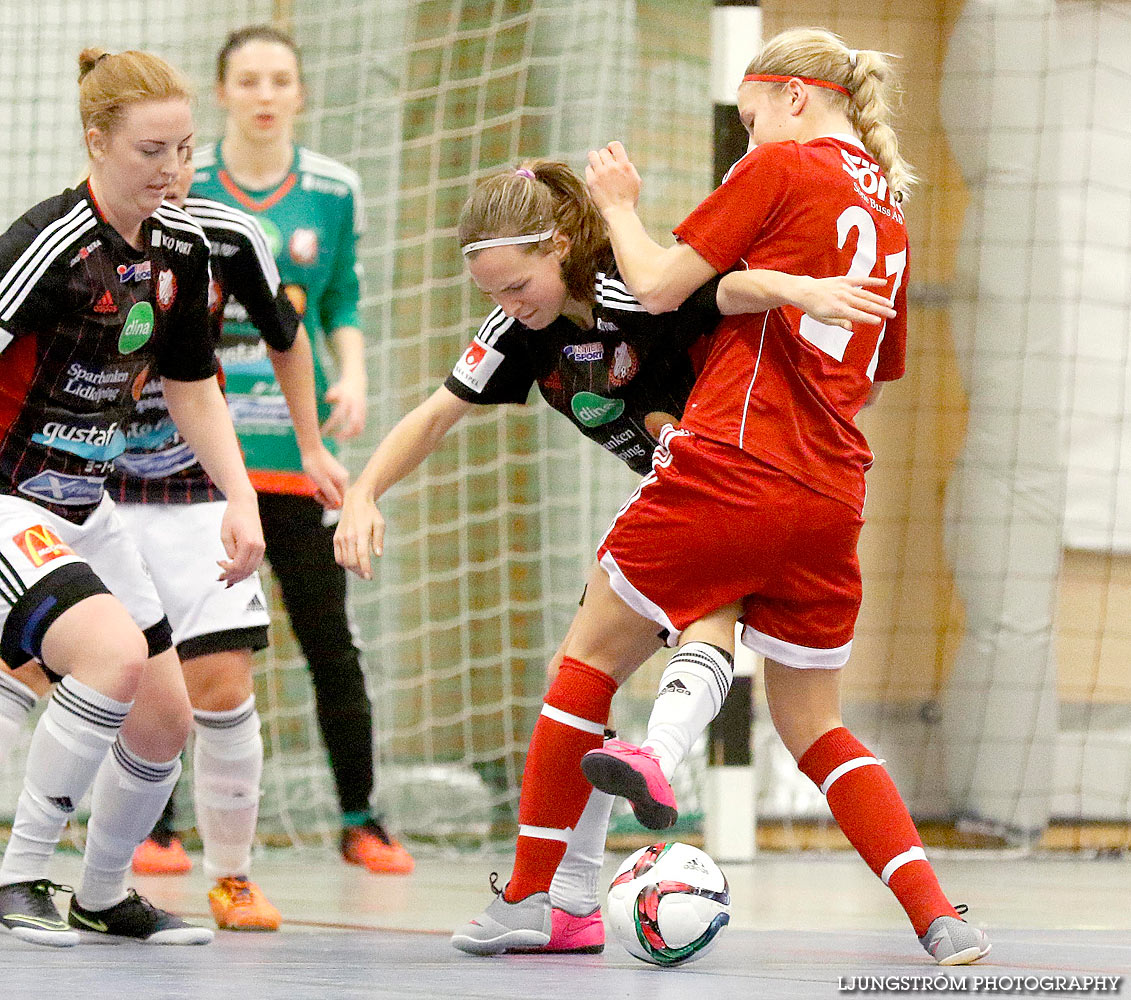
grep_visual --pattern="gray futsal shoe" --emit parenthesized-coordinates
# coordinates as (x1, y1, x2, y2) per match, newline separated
(918, 908, 991, 965)
(451, 874, 551, 955)
(0, 879, 80, 947)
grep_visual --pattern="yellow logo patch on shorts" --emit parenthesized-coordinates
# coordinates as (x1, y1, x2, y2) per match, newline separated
(14, 524, 74, 567)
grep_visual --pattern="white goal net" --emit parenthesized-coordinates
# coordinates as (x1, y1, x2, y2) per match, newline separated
(2, 0, 1129, 859)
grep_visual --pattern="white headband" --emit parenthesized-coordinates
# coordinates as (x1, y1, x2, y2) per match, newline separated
(461, 229, 555, 256)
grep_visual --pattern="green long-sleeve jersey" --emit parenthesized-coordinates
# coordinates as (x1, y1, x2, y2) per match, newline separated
(191, 142, 363, 492)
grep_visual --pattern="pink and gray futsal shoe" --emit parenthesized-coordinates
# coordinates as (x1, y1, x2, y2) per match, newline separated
(580, 738, 678, 830)
(918, 909, 991, 965)
(451, 875, 551, 955)
(507, 906, 604, 954)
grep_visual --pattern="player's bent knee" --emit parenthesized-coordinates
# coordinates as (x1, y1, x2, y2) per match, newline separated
(123, 704, 192, 760)
(771, 705, 845, 763)
(125, 665, 193, 756)
(762, 657, 845, 762)
(182, 652, 256, 712)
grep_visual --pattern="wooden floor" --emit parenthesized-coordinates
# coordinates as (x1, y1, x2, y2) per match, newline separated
(1, 845, 1128, 998)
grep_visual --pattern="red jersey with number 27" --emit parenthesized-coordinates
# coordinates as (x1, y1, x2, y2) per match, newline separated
(673, 134, 908, 513)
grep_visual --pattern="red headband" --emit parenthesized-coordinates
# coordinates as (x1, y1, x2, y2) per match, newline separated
(742, 73, 851, 98)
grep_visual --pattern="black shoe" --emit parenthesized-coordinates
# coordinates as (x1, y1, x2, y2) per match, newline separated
(0, 879, 79, 947)
(69, 888, 214, 944)
(148, 825, 178, 850)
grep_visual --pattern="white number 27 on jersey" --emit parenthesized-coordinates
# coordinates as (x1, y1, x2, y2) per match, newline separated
(798, 205, 906, 379)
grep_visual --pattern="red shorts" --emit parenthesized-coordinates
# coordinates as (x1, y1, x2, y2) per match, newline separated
(596, 431, 863, 668)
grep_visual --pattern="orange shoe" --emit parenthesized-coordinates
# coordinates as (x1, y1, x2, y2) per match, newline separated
(131, 831, 192, 876)
(207, 876, 281, 931)
(340, 820, 415, 874)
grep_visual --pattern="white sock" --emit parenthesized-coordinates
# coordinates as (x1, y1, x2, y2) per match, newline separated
(79, 737, 181, 911)
(642, 642, 733, 780)
(550, 787, 613, 916)
(0, 671, 37, 766)
(0, 675, 130, 885)
(192, 695, 263, 880)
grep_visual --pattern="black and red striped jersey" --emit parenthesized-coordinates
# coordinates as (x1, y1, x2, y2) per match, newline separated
(106, 196, 300, 505)
(443, 253, 721, 475)
(0, 181, 216, 523)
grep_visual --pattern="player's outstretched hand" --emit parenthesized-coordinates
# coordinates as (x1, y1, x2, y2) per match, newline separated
(322, 375, 367, 440)
(334, 485, 385, 580)
(217, 495, 266, 586)
(585, 140, 642, 215)
(302, 444, 349, 510)
(792, 275, 896, 331)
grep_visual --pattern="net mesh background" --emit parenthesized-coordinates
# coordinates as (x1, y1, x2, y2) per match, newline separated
(0, 0, 1128, 855)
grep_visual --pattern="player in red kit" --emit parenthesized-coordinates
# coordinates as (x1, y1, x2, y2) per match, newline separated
(454, 27, 990, 967)
(337, 157, 894, 955)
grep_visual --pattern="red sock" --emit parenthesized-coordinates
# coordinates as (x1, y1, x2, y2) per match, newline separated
(798, 727, 959, 937)
(505, 656, 618, 902)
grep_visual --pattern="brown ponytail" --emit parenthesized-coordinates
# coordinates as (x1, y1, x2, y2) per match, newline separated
(77, 48, 110, 81)
(458, 160, 610, 304)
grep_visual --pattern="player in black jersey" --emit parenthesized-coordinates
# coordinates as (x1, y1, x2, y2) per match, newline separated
(330, 160, 894, 954)
(0, 157, 347, 929)
(334, 161, 890, 577)
(0, 48, 264, 947)
(114, 160, 347, 928)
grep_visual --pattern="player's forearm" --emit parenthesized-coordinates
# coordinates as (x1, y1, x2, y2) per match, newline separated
(600, 205, 680, 312)
(601, 206, 717, 314)
(330, 325, 367, 392)
(355, 389, 469, 502)
(267, 327, 322, 455)
(717, 270, 804, 315)
(162, 375, 257, 504)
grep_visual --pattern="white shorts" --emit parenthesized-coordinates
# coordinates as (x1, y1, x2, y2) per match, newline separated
(115, 501, 270, 658)
(0, 492, 168, 669)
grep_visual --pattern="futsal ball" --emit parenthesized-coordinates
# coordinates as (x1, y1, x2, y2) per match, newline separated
(606, 841, 730, 966)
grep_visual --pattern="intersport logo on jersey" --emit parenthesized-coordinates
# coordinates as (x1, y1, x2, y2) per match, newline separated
(563, 342, 603, 362)
(116, 260, 152, 283)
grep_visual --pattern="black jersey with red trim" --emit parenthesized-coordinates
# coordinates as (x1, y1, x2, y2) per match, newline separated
(0, 181, 216, 523)
(106, 196, 300, 505)
(443, 255, 720, 475)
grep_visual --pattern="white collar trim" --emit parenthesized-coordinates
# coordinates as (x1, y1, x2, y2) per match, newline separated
(821, 132, 866, 151)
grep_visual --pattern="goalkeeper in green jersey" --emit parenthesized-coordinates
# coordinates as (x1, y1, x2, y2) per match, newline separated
(195, 24, 413, 876)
